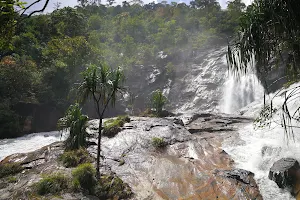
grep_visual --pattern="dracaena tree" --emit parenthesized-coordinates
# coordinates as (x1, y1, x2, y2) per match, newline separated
(78, 63, 124, 178)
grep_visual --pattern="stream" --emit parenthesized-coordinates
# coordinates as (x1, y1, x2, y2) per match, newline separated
(0, 49, 299, 199)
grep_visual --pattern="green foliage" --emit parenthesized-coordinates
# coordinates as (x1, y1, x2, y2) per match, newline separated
(6, 176, 17, 183)
(0, 162, 23, 178)
(58, 104, 88, 150)
(254, 104, 278, 129)
(151, 137, 166, 148)
(59, 148, 92, 168)
(34, 173, 69, 195)
(95, 174, 133, 199)
(151, 89, 167, 116)
(1, 0, 244, 138)
(103, 116, 130, 137)
(72, 163, 97, 194)
(227, 0, 300, 77)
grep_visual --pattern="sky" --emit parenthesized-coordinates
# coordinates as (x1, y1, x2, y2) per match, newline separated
(23, 0, 253, 13)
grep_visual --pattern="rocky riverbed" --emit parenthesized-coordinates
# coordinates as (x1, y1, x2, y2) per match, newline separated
(0, 113, 263, 199)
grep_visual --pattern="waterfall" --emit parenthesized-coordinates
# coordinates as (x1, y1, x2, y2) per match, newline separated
(220, 68, 264, 114)
(224, 82, 300, 200)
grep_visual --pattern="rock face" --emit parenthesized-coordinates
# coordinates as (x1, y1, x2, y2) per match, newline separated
(88, 113, 262, 199)
(269, 158, 300, 195)
(0, 113, 263, 199)
(124, 46, 228, 114)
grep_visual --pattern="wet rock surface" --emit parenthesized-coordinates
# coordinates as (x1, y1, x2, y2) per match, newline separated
(89, 113, 261, 199)
(269, 158, 300, 196)
(0, 113, 262, 200)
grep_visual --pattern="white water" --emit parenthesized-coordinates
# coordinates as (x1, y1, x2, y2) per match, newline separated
(223, 81, 300, 200)
(221, 69, 264, 114)
(0, 131, 66, 161)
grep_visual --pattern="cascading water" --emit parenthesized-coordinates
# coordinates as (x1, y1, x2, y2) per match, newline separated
(0, 131, 67, 161)
(220, 64, 264, 114)
(223, 82, 300, 199)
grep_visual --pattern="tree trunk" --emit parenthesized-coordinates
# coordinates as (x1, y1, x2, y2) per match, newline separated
(96, 117, 102, 179)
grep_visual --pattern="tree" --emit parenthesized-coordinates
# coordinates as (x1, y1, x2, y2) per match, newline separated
(78, 64, 124, 178)
(151, 89, 167, 116)
(58, 103, 89, 150)
(0, 0, 51, 53)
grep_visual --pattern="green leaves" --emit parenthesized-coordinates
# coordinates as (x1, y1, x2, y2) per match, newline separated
(151, 89, 167, 115)
(78, 63, 124, 116)
(58, 103, 89, 150)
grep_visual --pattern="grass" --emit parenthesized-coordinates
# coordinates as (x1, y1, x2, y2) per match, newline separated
(0, 162, 24, 178)
(6, 175, 17, 183)
(103, 116, 130, 137)
(72, 163, 97, 194)
(34, 173, 69, 195)
(151, 137, 166, 148)
(59, 148, 93, 168)
(95, 174, 133, 199)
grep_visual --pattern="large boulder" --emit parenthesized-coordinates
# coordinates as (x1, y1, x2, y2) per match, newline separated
(269, 158, 300, 195)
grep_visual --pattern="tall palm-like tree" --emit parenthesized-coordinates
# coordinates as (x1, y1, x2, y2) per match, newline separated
(78, 63, 124, 178)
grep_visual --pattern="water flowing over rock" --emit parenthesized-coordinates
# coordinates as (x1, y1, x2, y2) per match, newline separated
(125, 47, 230, 114)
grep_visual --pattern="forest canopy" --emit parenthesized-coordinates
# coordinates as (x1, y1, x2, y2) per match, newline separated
(0, 0, 245, 138)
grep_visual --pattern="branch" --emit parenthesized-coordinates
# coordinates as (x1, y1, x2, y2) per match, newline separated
(27, 0, 50, 17)
(20, 0, 50, 18)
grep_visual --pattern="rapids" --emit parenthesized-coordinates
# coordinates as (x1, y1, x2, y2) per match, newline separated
(0, 131, 67, 161)
(223, 81, 300, 200)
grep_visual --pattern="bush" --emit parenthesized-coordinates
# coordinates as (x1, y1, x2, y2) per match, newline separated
(57, 104, 89, 150)
(103, 116, 130, 137)
(95, 174, 132, 199)
(0, 162, 23, 178)
(72, 163, 97, 194)
(59, 148, 92, 168)
(35, 173, 69, 195)
(151, 137, 166, 148)
(150, 90, 167, 116)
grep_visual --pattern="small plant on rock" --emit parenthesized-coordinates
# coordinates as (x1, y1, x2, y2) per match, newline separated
(0, 162, 23, 178)
(103, 115, 130, 137)
(151, 137, 166, 148)
(95, 174, 133, 199)
(151, 89, 167, 117)
(59, 148, 93, 168)
(72, 163, 97, 194)
(35, 173, 69, 195)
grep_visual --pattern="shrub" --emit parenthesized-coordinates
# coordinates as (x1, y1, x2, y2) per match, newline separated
(151, 137, 166, 148)
(57, 104, 89, 150)
(150, 89, 167, 116)
(35, 173, 69, 195)
(0, 162, 23, 178)
(59, 148, 92, 168)
(103, 116, 130, 137)
(72, 163, 97, 194)
(95, 174, 133, 199)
